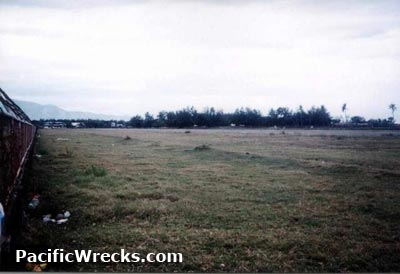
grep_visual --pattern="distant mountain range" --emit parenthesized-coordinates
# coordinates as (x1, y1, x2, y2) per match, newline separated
(14, 99, 130, 121)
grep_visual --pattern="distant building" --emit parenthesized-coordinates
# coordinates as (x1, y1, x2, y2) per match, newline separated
(111, 122, 125, 128)
(44, 121, 66, 128)
(71, 122, 85, 128)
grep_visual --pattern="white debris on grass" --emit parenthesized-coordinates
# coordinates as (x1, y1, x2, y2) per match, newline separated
(56, 219, 68, 225)
(42, 211, 71, 225)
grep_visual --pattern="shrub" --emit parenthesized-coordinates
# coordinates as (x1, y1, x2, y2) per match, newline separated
(85, 165, 107, 177)
(194, 144, 211, 151)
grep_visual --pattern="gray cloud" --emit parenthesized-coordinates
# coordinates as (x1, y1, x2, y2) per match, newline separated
(0, 0, 399, 119)
(0, 0, 147, 9)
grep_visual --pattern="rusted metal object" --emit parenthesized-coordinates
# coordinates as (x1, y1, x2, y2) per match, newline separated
(0, 88, 36, 217)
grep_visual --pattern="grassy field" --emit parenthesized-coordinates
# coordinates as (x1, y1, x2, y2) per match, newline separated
(20, 128, 400, 272)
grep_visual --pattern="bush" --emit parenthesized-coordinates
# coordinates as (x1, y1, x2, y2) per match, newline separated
(194, 144, 211, 151)
(85, 165, 107, 177)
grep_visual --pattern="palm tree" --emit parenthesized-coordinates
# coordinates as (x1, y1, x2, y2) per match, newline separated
(342, 103, 348, 123)
(389, 103, 397, 121)
(298, 105, 304, 127)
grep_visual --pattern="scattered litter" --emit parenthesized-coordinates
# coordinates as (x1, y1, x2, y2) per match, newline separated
(26, 263, 47, 272)
(35, 154, 42, 158)
(112, 143, 115, 146)
(56, 138, 69, 141)
(56, 219, 68, 225)
(42, 211, 71, 224)
(28, 195, 40, 210)
(42, 214, 55, 223)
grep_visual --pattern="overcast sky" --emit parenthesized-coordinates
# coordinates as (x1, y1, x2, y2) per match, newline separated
(0, 0, 399, 119)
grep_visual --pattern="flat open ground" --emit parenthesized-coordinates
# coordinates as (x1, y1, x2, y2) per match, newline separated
(22, 128, 400, 272)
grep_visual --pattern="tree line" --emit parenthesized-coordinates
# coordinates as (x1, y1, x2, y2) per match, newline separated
(34, 104, 397, 129)
(130, 106, 333, 128)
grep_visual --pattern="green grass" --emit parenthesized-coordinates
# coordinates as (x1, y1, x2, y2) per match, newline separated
(85, 165, 107, 177)
(19, 128, 400, 272)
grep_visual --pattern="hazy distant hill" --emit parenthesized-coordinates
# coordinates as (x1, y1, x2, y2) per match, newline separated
(14, 100, 130, 121)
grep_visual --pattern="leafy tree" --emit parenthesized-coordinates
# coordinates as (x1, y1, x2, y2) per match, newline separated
(166, 111, 177, 127)
(175, 107, 197, 128)
(351, 116, 366, 124)
(156, 111, 167, 127)
(232, 108, 262, 126)
(276, 107, 292, 126)
(143, 112, 155, 128)
(129, 115, 144, 128)
(307, 106, 331, 126)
